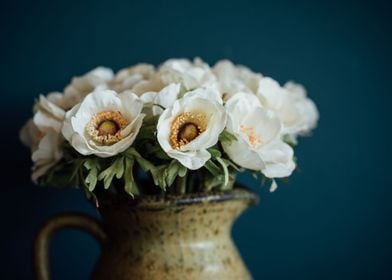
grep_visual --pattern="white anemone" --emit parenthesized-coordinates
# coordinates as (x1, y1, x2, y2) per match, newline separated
(62, 67, 114, 109)
(222, 93, 295, 178)
(213, 60, 262, 100)
(20, 95, 66, 181)
(157, 87, 226, 169)
(140, 83, 181, 117)
(257, 77, 311, 135)
(159, 58, 216, 90)
(284, 81, 319, 136)
(62, 89, 145, 157)
(110, 63, 160, 95)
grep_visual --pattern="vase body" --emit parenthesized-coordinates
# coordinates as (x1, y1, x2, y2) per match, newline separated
(91, 189, 258, 280)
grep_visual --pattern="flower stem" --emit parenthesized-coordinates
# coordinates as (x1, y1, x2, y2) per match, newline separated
(176, 173, 187, 195)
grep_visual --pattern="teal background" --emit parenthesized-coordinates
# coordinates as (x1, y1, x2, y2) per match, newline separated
(1, 0, 392, 279)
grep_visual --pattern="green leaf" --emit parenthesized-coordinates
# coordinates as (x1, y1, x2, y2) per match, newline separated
(151, 165, 168, 190)
(203, 175, 225, 191)
(283, 134, 298, 146)
(83, 159, 101, 191)
(207, 147, 222, 158)
(216, 157, 229, 187)
(178, 84, 188, 98)
(178, 165, 187, 177)
(221, 158, 242, 172)
(219, 129, 237, 143)
(205, 160, 222, 177)
(123, 147, 156, 172)
(123, 157, 139, 197)
(98, 157, 124, 189)
(166, 160, 180, 187)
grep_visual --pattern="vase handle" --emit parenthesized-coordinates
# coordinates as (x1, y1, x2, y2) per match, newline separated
(33, 213, 107, 280)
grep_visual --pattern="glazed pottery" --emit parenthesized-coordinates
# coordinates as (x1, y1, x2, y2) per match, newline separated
(34, 188, 258, 280)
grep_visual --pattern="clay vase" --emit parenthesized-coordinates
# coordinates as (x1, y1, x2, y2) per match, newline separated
(34, 188, 258, 280)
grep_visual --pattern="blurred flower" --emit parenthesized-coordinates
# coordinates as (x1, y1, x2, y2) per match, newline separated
(159, 58, 216, 90)
(20, 95, 66, 181)
(110, 63, 159, 95)
(284, 81, 319, 136)
(222, 92, 295, 178)
(257, 77, 310, 135)
(62, 67, 114, 109)
(213, 60, 262, 100)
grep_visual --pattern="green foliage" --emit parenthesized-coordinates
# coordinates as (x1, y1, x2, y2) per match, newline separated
(84, 159, 101, 191)
(97, 157, 124, 189)
(219, 129, 237, 143)
(150, 160, 187, 190)
(283, 134, 298, 146)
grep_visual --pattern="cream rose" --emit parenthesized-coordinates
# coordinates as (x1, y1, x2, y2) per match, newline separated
(62, 89, 144, 157)
(157, 87, 226, 169)
(222, 93, 295, 178)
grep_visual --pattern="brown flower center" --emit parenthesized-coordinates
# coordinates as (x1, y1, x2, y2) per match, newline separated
(98, 120, 120, 136)
(86, 111, 129, 145)
(170, 112, 206, 149)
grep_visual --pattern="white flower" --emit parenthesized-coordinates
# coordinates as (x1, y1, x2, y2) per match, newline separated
(284, 81, 319, 135)
(157, 87, 226, 169)
(20, 119, 41, 150)
(110, 63, 160, 94)
(257, 77, 310, 135)
(140, 83, 181, 116)
(222, 93, 295, 178)
(20, 94, 66, 181)
(159, 58, 216, 90)
(213, 60, 262, 100)
(62, 89, 145, 157)
(33, 95, 66, 133)
(62, 67, 114, 109)
(31, 130, 63, 182)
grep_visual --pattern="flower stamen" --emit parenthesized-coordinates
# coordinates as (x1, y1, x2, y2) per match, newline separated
(240, 124, 262, 148)
(170, 112, 206, 149)
(86, 111, 129, 145)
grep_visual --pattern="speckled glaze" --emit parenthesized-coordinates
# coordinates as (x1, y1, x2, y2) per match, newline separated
(91, 188, 258, 280)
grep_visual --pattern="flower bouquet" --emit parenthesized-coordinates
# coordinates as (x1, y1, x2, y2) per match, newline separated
(22, 58, 318, 280)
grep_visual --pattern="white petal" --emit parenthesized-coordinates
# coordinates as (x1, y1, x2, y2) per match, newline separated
(61, 104, 80, 141)
(156, 83, 181, 109)
(222, 137, 265, 170)
(258, 140, 296, 178)
(168, 149, 211, 170)
(33, 111, 63, 133)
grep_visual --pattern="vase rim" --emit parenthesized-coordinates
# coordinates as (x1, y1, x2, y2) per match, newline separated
(97, 186, 259, 210)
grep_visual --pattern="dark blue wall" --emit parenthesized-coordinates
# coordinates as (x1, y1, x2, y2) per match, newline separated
(1, 0, 391, 279)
